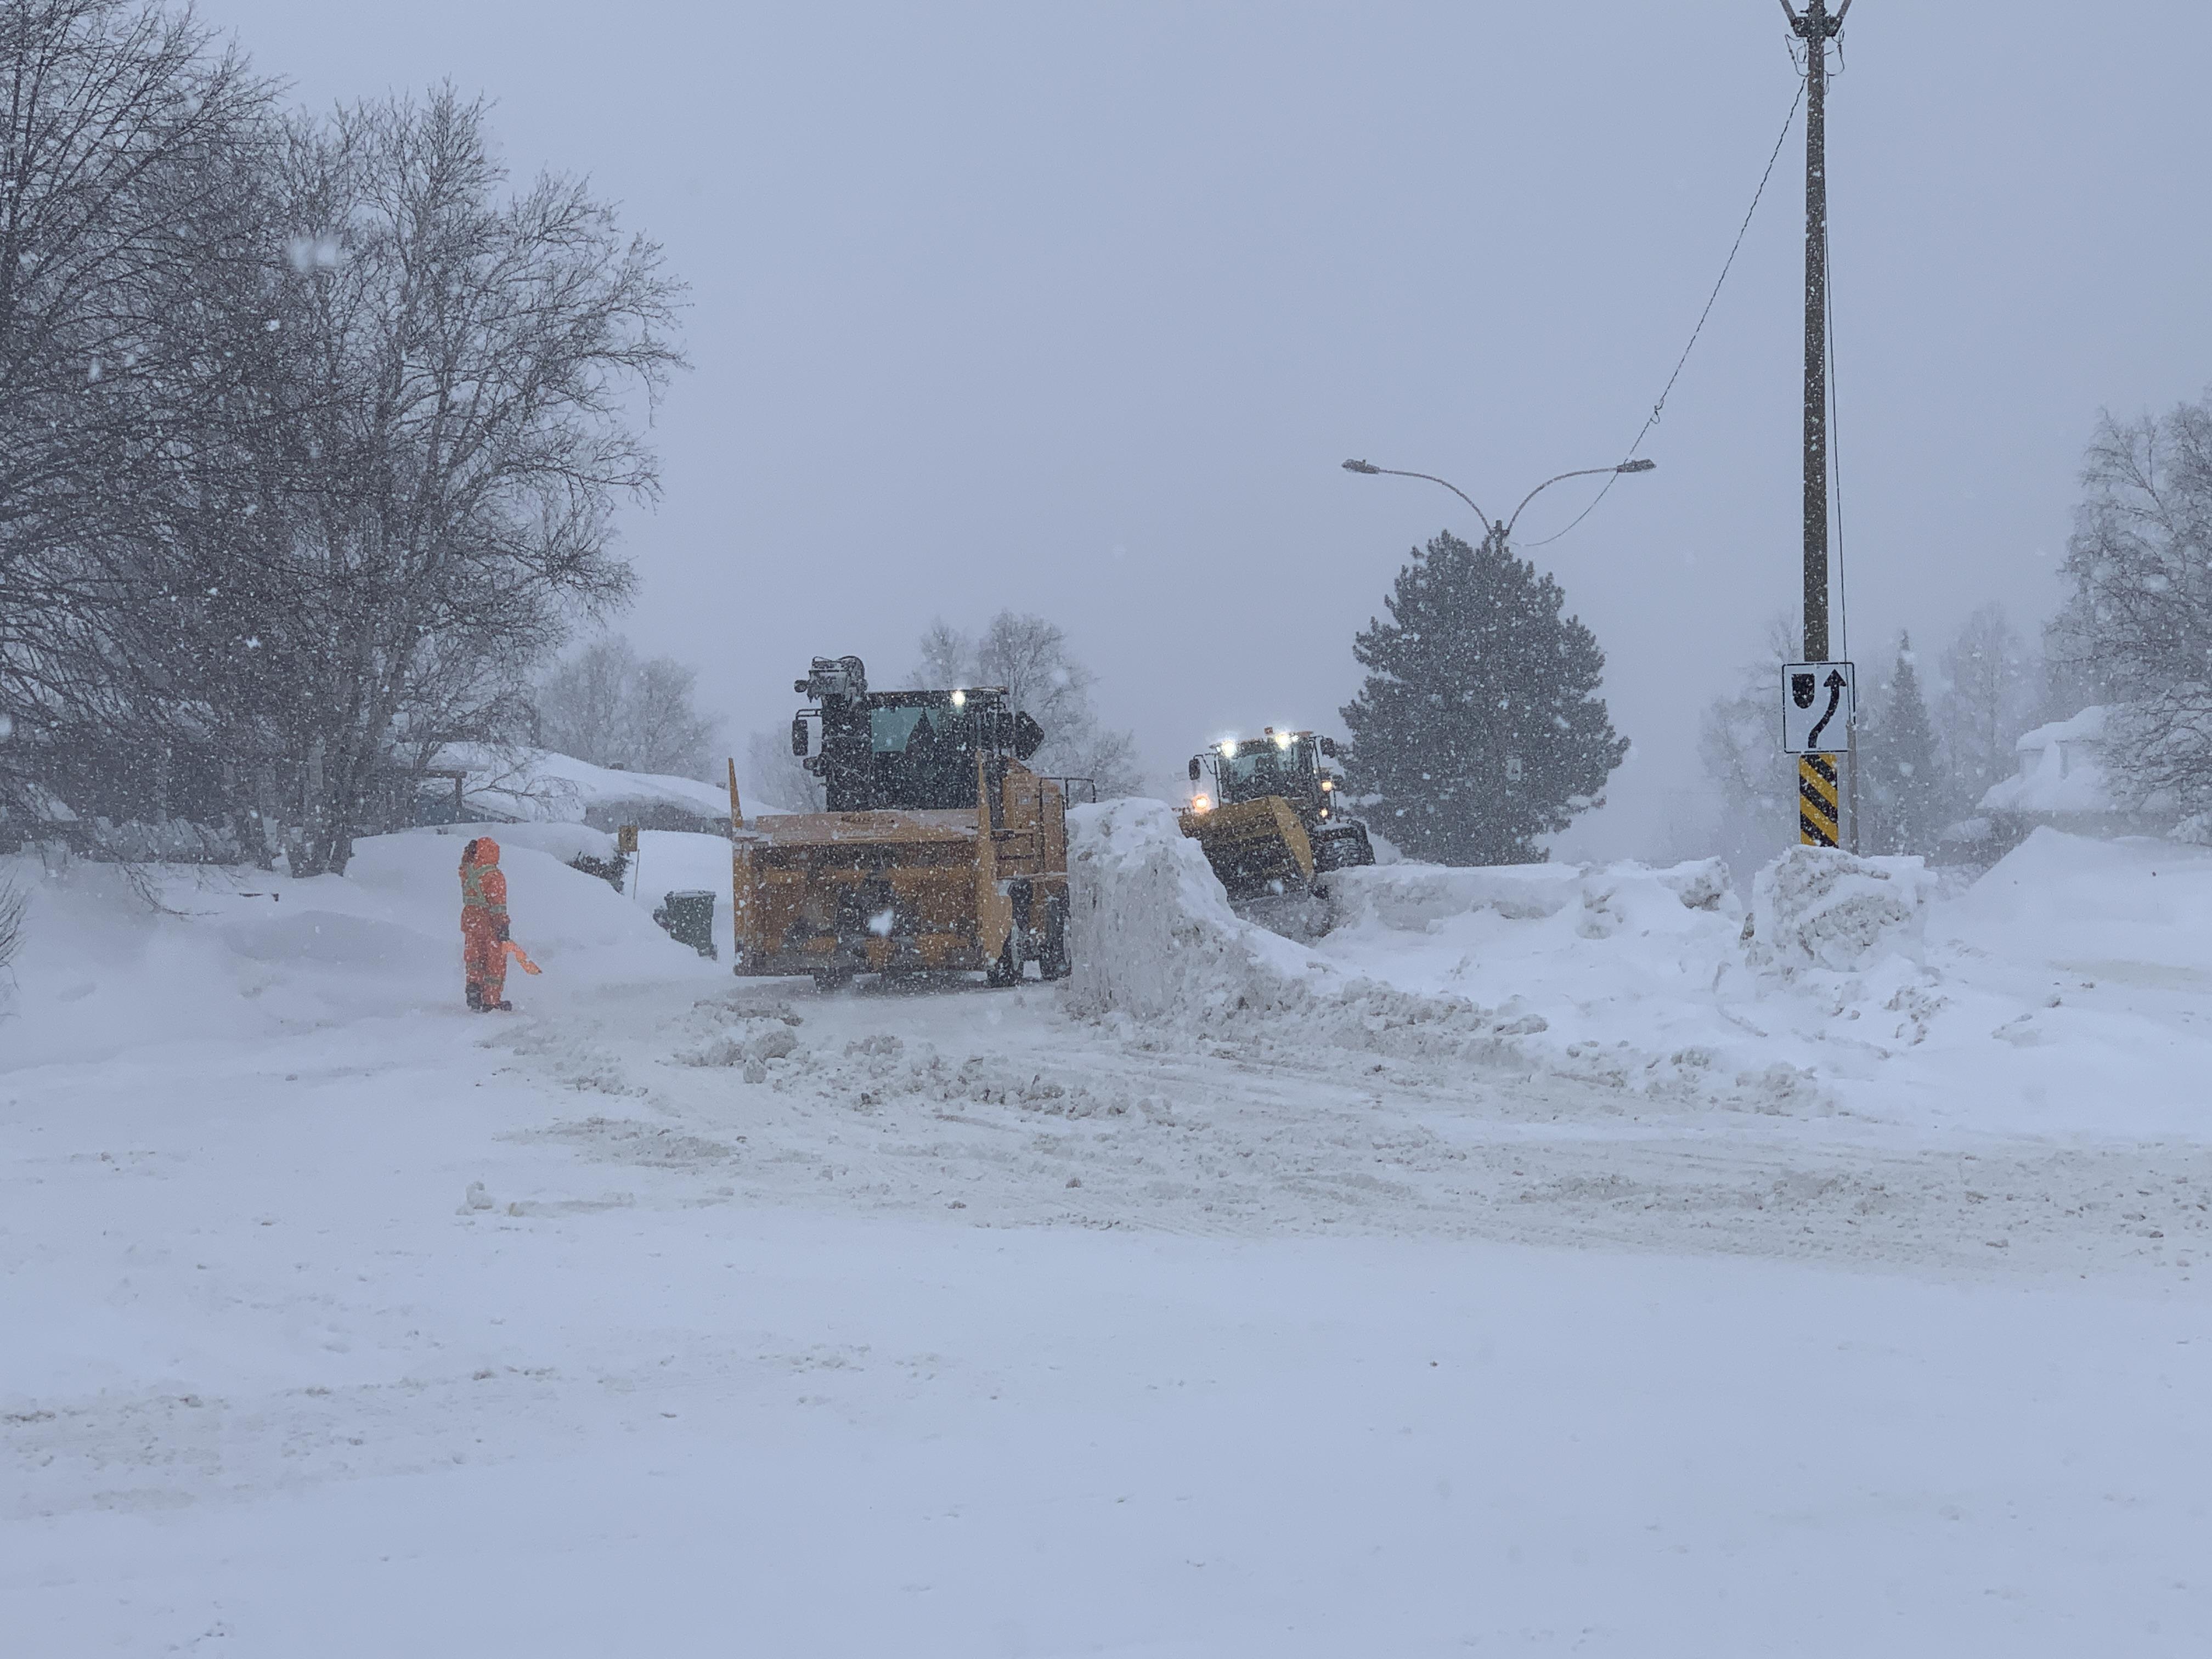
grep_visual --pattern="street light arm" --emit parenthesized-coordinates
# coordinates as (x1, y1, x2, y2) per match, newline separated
(1340, 460, 1493, 539)
(1504, 464, 1640, 537)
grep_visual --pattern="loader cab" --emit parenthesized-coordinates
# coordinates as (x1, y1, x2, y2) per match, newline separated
(792, 655, 1044, 812)
(1188, 729, 1346, 821)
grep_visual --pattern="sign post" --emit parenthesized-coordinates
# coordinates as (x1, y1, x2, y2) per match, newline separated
(616, 823, 640, 899)
(1782, 0, 1854, 850)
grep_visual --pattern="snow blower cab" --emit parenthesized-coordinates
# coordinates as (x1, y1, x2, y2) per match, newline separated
(1178, 727, 1374, 899)
(726, 656, 1072, 990)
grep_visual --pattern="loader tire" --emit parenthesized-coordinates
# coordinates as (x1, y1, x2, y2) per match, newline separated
(984, 934, 1022, 988)
(812, 967, 852, 993)
(1312, 821, 1375, 873)
(1039, 890, 1071, 980)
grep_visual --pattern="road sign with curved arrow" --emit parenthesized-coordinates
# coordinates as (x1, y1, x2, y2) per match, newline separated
(1782, 661, 1855, 756)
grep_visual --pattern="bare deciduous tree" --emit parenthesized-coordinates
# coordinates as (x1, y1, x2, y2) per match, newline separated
(0, 22, 687, 874)
(538, 636, 720, 778)
(240, 88, 685, 873)
(2052, 397, 2212, 816)
(1696, 616, 1797, 874)
(742, 726, 823, 814)
(908, 611, 1144, 798)
(1936, 602, 2039, 818)
(0, 872, 26, 976)
(0, 0, 275, 828)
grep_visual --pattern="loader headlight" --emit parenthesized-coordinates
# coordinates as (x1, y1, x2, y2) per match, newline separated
(1320, 778, 1333, 791)
(950, 689, 967, 708)
(1274, 730, 1293, 749)
(1191, 794, 1212, 814)
(1218, 740, 1237, 757)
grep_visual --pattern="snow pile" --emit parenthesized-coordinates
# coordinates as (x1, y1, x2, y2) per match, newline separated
(1312, 857, 1753, 1081)
(1750, 846, 1934, 973)
(406, 820, 616, 867)
(1936, 827, 2212, 972)
(340, 836, 701, 974)
(1322, 862, 1587, 930)
(1064, 798, 1324, 1023)
(1, 833, 719, 1071)
(1323, 857, 1734, 936)
(1979, 705, 2115, 816)
(433, 743, 730, 832)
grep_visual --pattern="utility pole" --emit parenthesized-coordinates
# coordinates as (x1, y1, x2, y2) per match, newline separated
(1783, 0, 1849, 847)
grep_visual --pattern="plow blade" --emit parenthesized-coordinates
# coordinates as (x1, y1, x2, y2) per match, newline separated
(1177, 795, 1315, 899)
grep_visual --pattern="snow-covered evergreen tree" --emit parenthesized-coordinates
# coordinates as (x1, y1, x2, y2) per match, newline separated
(1860, 632, 1942, 854)
(1340, 529, 1625, 866)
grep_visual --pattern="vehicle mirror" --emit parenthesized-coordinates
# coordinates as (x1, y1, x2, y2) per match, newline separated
(790, 716, 809, 757)
(1013, 710, 1045, 761)
(1187, 757, 1202, 783)
(1318, 736, 1340, 758)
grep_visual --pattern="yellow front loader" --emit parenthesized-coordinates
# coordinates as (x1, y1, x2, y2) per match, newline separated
(1179, 727, 1372, 899)
(727, 656, 1071, 991)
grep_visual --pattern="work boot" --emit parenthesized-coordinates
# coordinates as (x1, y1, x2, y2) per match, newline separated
(466, 983, 484, 1012)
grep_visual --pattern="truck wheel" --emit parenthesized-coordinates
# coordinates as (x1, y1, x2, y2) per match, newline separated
(1039, 891, 1071, 980)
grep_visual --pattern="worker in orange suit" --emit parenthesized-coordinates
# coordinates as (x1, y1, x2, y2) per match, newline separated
(459, 837, 512, 1012)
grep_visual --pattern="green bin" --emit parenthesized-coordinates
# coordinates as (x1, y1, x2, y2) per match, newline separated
(652, 889, 718, 959)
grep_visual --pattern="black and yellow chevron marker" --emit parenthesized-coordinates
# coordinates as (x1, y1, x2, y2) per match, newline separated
(1798, 753, 1840, 847)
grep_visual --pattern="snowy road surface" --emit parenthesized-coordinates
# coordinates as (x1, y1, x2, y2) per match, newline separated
(5, 829, 2211, 1655)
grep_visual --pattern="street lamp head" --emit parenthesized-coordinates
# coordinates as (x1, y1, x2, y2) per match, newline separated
(1341, 459, 1380, 475)
(1615, 459, 1657, 474)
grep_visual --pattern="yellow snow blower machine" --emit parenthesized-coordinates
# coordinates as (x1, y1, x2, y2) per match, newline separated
(726, 655, 1073, 991)
(1178, 728, 1374, 899)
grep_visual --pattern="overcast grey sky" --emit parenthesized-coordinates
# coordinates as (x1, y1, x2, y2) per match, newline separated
(199, 1, 2212, 856)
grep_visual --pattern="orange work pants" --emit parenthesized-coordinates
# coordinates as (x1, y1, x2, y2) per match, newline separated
(462, 911, 506, 1009)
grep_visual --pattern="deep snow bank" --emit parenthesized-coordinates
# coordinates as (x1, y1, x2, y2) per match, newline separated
(1, 834, 718, 1071)
(1315, 856, 1746, 1034)
(1065, 799, 1323, 1023)
(1324, 857, 1734, 936)
(409, 821, 616, 868)
(1936, 827, 2212, 972)
(1310, 856, 1783, 1093)
(432, 742, 730, 831)
(1750, 846, 1934, 973)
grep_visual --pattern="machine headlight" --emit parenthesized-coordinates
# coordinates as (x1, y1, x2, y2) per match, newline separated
(1274, 730, 1293, 749)
(1218, 740, 1236, 757)
(1191, 794, 1212, 814)
(950, 689, 967, 708)
(1320, 778, 1333, 791)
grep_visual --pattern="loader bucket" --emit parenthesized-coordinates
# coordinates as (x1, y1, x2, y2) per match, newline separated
(1177, 795, 1316, 899)
(730, 755, 1066, 986)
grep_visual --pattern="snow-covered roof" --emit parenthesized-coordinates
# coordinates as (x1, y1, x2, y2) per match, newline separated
(1978, 706, 2117, 816)
(2013, 705, 2107, 753)
(430, 744, 730, 829)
